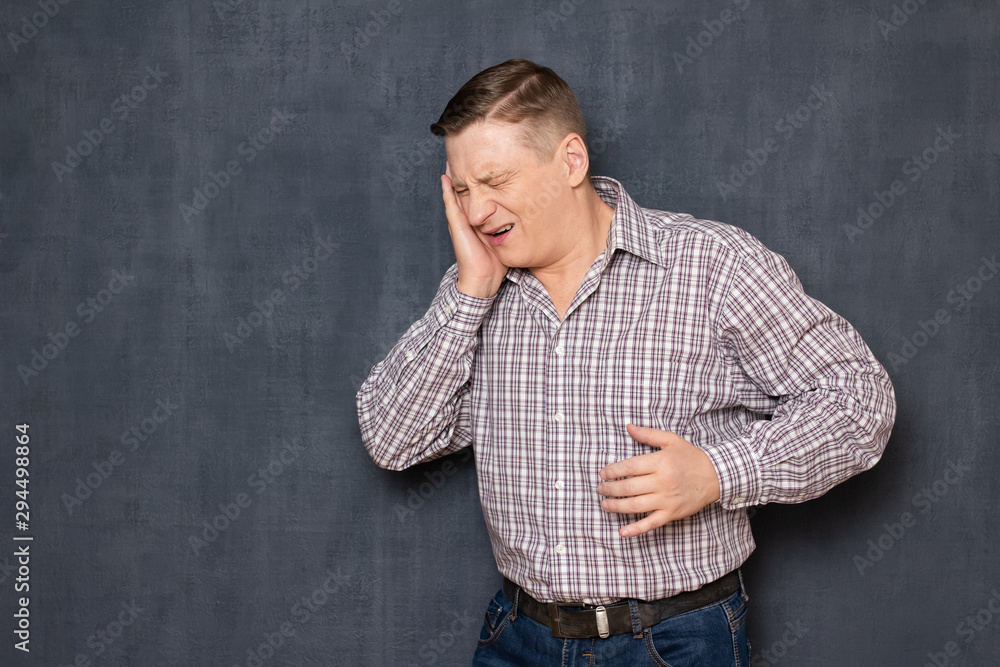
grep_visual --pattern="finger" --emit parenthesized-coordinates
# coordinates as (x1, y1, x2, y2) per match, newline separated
(618, 510, 671, 538)
(441, 168, 467, 216)
(600, 493, 658, 516)
(626, 423, 681, 448)
(440, 174, 463, 220)
(440, 172, 452, 202)
(596, 476, 657, 498)
(599, 452, 656, 480)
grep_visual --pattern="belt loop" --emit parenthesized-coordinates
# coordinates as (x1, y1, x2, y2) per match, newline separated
(737, 568, 748, 601)
(511, 583, 519, 620)
(627, 599, 643, 638)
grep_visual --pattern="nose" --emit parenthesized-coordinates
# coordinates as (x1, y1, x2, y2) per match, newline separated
(465, 188, 497, 228)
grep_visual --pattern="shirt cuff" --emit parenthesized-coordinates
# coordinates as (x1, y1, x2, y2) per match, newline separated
(700, 433, 762, 510)
(432, 277, 497, 337)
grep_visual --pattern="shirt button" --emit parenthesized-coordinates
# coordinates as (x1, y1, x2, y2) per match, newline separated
(405, 350, 415, 361)
(554, 345, 565, 356)
(732, 496, 744, 505)
(554, 480, 565, 490)
(444, 303, 453, 316)
(553, 412, 564, 423)
(555, 544, 566, 555)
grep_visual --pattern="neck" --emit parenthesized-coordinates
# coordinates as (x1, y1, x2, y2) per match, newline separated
(529, 181, 616, 287)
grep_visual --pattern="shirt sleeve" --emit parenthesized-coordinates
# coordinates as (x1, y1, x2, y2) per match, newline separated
(356, 263, 497, 471)
(699, 246, 897, 509)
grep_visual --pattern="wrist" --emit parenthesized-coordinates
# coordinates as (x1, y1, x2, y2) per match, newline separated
(456, 276, 499, 299)
(699, 434, 761, 509)
(437, 276, 497, 337)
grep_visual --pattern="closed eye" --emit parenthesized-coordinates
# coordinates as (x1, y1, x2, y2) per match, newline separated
(485, 175, 511, 189)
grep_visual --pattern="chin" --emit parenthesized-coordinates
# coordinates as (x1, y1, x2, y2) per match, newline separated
(494, 252, 520, 270)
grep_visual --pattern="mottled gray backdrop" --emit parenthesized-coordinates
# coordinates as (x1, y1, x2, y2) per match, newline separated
(1, 1, 998, 665)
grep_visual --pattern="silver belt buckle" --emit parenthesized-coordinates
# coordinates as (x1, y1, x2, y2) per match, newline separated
(594, 605, 610, 638)
(547, 601, 611, 639)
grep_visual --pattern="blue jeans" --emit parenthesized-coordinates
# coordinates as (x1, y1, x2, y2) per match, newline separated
(471, 572, 750, 666)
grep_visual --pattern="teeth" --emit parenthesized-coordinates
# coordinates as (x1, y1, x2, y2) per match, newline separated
(493, 224, 513, 235)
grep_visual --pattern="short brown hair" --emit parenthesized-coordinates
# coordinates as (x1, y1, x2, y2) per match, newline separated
(430, 58, 587, 163)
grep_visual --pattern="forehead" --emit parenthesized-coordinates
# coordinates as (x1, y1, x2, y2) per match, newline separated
(445, 121, 539, 184)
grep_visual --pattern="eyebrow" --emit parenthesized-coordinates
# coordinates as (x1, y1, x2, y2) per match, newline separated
(452, 169, 513, 190)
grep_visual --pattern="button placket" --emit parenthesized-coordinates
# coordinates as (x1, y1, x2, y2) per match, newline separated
(545, 328, 572, 596)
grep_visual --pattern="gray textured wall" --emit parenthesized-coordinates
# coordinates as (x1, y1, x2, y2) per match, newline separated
(1, 1, 998, 665)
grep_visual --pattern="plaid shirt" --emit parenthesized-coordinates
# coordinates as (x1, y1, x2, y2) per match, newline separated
(357, 175, 896, 605)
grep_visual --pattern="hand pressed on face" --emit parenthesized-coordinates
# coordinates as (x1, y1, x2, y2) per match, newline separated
(441, 160, 507, 298)
(596, 424, 722, 538)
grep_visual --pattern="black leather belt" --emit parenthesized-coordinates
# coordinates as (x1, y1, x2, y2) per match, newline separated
(502, 570, 741, 639)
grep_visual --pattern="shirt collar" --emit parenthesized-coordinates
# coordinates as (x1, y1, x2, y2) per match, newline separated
(503, 175, 663, 285)
(590, 175, 665, 272)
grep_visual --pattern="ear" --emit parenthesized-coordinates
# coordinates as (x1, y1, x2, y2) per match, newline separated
(558, 132, 590, 187)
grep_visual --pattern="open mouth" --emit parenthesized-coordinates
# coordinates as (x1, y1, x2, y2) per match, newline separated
(491, 223, 514, 239)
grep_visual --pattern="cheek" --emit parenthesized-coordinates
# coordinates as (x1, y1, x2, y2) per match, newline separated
(530, 191, 565, 222)
(490, 202, 521, 229)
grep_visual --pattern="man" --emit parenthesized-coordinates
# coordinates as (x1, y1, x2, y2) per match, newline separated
(356, 59, 896, 665)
